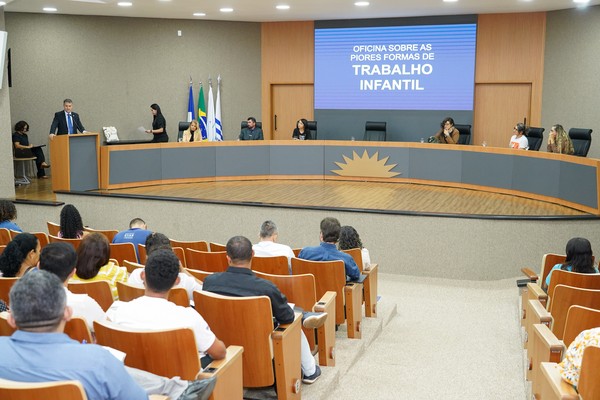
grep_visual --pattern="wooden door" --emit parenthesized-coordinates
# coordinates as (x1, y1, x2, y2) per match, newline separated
(473, 83, 531, 148)
(271, 84, 313, 140)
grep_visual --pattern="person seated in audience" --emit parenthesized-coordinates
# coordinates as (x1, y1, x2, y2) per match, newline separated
(433, 117, 459, 144)
(0, 200, 22, 232)
(292, 118, 312, 140)
(558, 327, 600, 389)
(298, 217, 361, 282)
(509, 123, 529, 150)
(182, 120, 202, 142)
(203, 236, 327, 384)
(127, 232, 202, 301)
(39, 242, 106, 331)
(112, 217, 152, 260)
(238, 116, 263, 140)
(0, 270, 217, 400)
(547, 124, 575, 154)
(0, 233, 40, 278)
(338, 225, 372, 271)
(107, 249, 226, 368)
(252, 220, 295, 274)
(12, 120, 50, 179)
(545, 237, 599, 288)
(70, 232, 127, 300)
(58, 204, 87, 239)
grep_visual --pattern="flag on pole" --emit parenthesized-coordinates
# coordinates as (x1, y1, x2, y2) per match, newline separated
(198, 83, 208, 141)
(215, 75, 223, 141)
(207, 79, 216, 141)
(187, 79, 195, 122)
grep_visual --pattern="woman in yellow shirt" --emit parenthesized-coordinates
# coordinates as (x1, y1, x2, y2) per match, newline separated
(70, 232, 127, 300)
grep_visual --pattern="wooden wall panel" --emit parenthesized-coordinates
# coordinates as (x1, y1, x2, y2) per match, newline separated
(475, 13, 546, 146)
(261, 21, 314, 139)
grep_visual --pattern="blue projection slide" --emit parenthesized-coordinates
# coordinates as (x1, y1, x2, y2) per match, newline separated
(315, 24, 477, 111)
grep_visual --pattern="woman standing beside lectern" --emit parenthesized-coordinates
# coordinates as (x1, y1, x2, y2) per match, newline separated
(146, 103, 169, 143)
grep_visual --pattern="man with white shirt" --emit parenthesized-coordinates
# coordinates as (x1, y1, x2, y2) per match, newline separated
(38, 242, 106, 331)
(252, 220, 295, 274)
(49, 98, 86, 138)
(108, 249, 226, 368)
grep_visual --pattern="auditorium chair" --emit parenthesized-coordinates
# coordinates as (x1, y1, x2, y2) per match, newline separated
(9, 230, 49, 249)
(194, 290, 301, 399)
(538, 345, 600, 400)
(209, 242, 226, 252)
(528, 305, 600, 398)
(342, 247, 379, 318)
(123, 259, 144, 274)
(109, 242, 138, 265)
(363, 121, 387, 141)
(0, 379, 88, 400)
(185, 249, 228, 273)
(255, 270, 337, 366)
(68, 281, 113, 312)
(49, 235, 82, 250)
(94, 320, 244, 400)
(116, 281, 190, 307)
(1, 313, 92, 344)
(291, 258, 363, 339)
(240, 120, 262, 130)
(83, 227, 119, 242)
(526, 127, 545, 151)
(454, 124, 472, 145)
(185, 267, 213, 282)
(0, 228, 10, 246)
(169, 239, 209, 252)
(568, 128, 592, 157)
(177, 121, 190, 142)
(0, 277, 18, 306)
(46, 221, 60, 236)
(306, 120, 318, 139)
(251, 255, 290, 275)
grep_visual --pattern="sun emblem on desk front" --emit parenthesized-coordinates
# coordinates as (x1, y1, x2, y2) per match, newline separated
(331, 150, 400, 178)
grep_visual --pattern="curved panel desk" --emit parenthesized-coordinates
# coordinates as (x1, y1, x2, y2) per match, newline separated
(99, 141, 600, 215)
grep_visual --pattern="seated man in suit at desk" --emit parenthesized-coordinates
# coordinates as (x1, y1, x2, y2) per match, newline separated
(238, 117, 263, 140)
(298, 217, 361, 282)
(49, 98, 86, 139)
(13, 120, 50, 179)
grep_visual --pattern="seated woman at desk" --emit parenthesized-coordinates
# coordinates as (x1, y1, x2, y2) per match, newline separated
(547, 124, 574, 154)
(292, 118, 312, 140)
(12, 120, 50, 179)
(145, 103, 168, 143)
(509, 123, 529, 150)
(433, 117, 459, 144)
(182, 120, 202, 142)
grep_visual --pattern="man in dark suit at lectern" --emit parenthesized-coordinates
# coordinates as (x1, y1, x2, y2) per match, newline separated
(49, 98, 86, 139)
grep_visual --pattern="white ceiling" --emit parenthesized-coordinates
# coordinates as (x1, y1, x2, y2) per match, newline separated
(2, 0, 599, 22)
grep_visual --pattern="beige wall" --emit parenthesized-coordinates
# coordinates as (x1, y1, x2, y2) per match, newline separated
(542, 5, 600, 158)
(0, 9, 15, 199)
(5, 13, 261, 148)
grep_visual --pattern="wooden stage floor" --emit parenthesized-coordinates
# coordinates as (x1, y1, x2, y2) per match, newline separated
(14, 177, 593, 218)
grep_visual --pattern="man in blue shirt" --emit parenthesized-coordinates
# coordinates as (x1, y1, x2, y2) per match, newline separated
(298, 217, 361, 281)
(0, 271, 216, 400)
(112, 217, 152, 259)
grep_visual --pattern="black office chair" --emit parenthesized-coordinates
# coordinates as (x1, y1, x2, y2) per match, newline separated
(364, 121, 386, 141)
(178, 121, 190, 142)
(568, 128, 593, 157)
(306, 120, 317, 140)
(526, 127, 545, 151)
(454, 124, 472, 145)
(240, 120, 263, 130)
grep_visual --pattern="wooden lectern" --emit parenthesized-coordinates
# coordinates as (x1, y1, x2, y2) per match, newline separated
(49, 133, 100, 192)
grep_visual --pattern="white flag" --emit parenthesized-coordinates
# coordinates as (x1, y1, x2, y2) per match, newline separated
(207, 81, 216, 141)
(215, 75, 223, 141)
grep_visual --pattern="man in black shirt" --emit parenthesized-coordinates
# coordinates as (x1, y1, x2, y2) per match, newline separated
(203, 235, 325, 384)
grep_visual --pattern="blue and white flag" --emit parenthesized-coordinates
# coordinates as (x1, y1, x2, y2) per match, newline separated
(187, 79, 195, 122)
(215, 75, 223, 141)
(207, 79, 216, 141)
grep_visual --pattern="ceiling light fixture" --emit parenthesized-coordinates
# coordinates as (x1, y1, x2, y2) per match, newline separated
(573, 0, 590, 3)
(220, 7, 234, 12)
(43, 7, 58, 12)
(0, 2, 6, 6)
(193, 12, 206, 16)
(276, 5, 290, 10)
(354, 1, 369, 6)
(117, 2, 133, 6)
(443, 0, 459, 2)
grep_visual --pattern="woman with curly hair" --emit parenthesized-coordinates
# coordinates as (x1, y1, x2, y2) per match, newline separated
(0, 233, 40, 277)
(58, 204, 86, 239)
(338, 225, 371, 271)
(70, 232, 127, 300)
(545, 237, 598, 288)
(0, 200, 22, 232)
(547, 124, 575, 155)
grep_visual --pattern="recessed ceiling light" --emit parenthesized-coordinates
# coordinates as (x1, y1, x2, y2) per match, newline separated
(0, 2, 6, 6)
(276, 5, 290, 10)
(354, 1, 369, 6)
(193, 12, 206, 17)
(220, 7, 233, 12)
(573, 0, 590, 3)
(117, 2, 133, 6)
(43, 7, 58, 12)
(443, 0, 458, 2)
